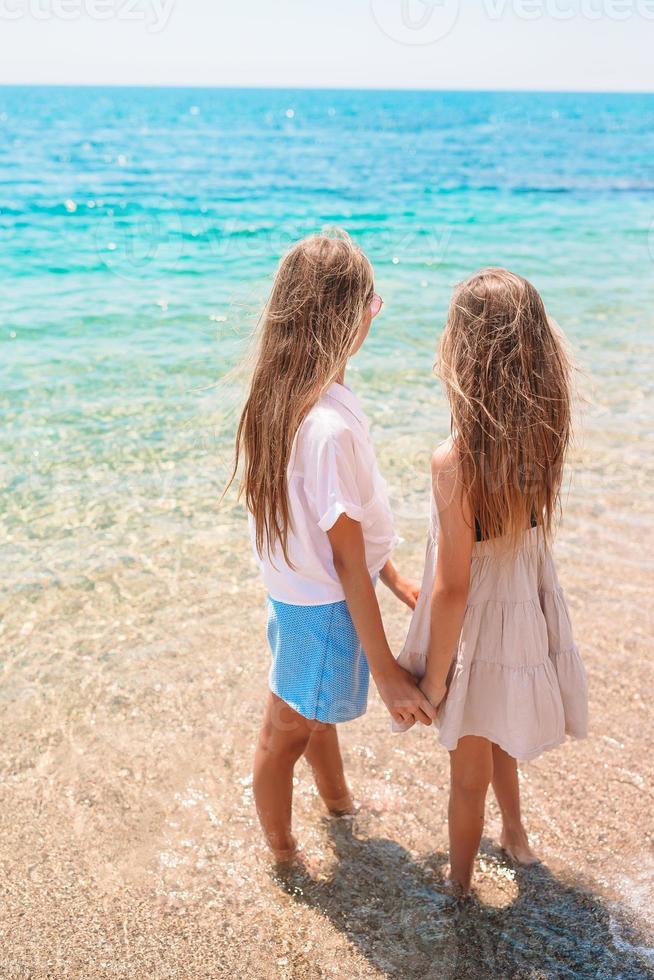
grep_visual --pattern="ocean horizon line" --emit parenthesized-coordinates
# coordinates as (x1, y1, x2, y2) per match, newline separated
(1, 81, 653, 96)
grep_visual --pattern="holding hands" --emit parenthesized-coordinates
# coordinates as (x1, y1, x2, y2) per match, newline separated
(376, 662, 437, 728)
(327, 518, 439, 728)
(379, 559, 446, 726)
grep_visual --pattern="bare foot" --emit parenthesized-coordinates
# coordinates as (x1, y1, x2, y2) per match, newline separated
(269, 849, 320, 895)
(438, 863, 474, 902)
(272, 843, 301, 865)
(267, 831, 302, 865)
(270, 844, 320, 877)
(500, 826, 541, 865)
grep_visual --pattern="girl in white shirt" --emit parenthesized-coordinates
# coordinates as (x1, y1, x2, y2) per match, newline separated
(228, 232, 436, 864)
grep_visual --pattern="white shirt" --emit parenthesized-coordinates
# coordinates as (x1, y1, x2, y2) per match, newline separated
(249, 381, 399, 605)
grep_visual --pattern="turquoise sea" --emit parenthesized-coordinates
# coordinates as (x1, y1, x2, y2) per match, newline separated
(2, 87, 654, 975)
(2, 85, 654, 589)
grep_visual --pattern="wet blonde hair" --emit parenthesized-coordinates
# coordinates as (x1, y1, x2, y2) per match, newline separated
(438, 267, 572, 548)
(229, 231, 374, 562)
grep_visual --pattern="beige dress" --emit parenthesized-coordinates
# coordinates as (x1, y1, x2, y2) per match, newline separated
(395, 492, 589, 762)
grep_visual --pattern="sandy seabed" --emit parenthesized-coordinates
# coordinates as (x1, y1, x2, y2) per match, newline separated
(2, 480, 653, 979)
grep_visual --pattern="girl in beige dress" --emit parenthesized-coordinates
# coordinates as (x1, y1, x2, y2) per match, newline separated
(395, 268, 588, 898)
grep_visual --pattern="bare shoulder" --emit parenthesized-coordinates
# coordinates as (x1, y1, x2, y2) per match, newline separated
(430, 437, 472, 531)
(431, 436, 456, 474)
(430, 437, 460, 498)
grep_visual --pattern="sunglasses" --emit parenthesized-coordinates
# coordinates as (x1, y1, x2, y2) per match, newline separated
(370, 292, 383, 318)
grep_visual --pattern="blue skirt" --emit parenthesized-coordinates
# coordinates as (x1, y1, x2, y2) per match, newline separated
(266, 596, 370, 724)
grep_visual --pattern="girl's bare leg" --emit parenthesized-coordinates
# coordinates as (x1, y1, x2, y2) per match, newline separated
(448, 735, 494, 895)
(253, 692, 314, 861)
(491, 743, 539, 864)
(303, 724, 355, 815)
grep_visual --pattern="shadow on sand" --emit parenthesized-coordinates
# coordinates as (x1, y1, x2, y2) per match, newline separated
(273, 821, 653, 979)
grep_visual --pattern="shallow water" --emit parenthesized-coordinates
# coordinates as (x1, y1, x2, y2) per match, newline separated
(3, 87, 654, 585)
(1, 86, 654, 977)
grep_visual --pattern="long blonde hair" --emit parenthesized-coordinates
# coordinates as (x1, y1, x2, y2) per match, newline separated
(438, 267, 572, 548)
(228, 231, 373, 562)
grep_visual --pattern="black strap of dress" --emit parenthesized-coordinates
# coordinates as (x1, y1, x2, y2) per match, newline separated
(475, 513, 538, 542)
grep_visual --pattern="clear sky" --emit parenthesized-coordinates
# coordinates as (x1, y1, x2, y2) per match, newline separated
(0, 0, 652, 91)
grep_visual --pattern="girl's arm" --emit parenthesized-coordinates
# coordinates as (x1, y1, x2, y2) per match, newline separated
(327, 514, 437, 727)
(420, 444, 474, 708)
(379, 559, 420, 610)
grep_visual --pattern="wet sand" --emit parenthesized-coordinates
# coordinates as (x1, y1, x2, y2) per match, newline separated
(1, 471, 653, 979)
